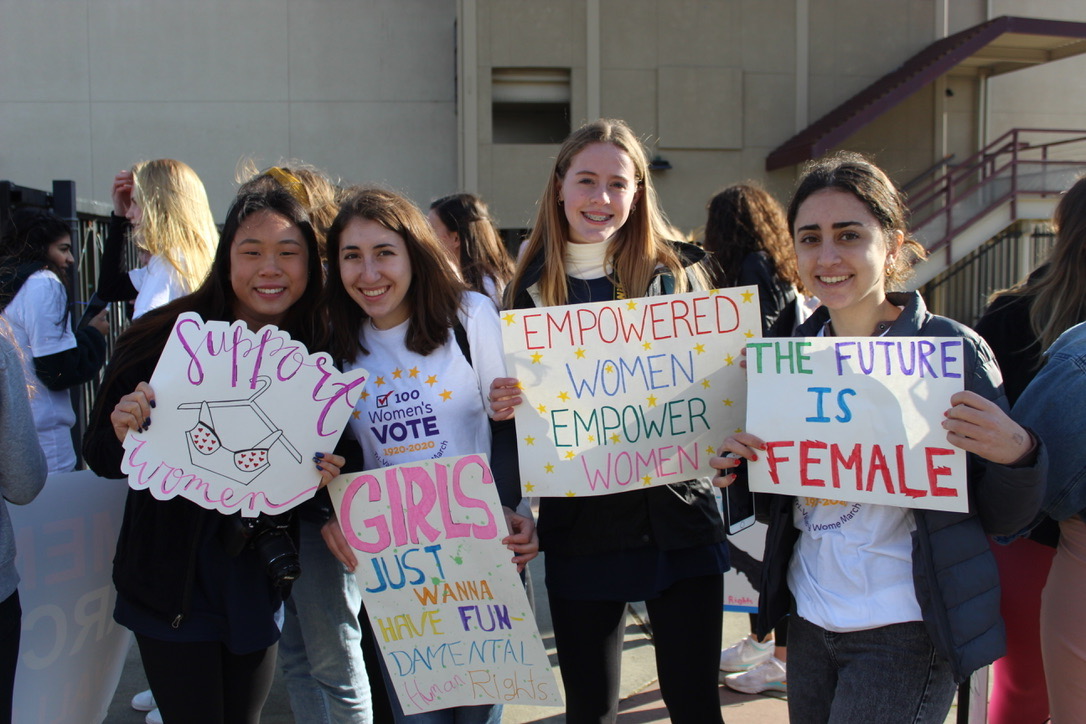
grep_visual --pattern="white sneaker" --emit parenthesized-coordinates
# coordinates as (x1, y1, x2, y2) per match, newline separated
(145, 708, 164, 724)
(718, 634, 774, 673)
(723, 656, 787, 695)
(131, 690, 156, 712)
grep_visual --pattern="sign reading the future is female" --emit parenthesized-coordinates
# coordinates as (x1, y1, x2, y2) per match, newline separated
(120, 312, 369, 517)
(501, 288, 758, 497)
(328, 454, 561, 714)
(745, 336, 969, 512)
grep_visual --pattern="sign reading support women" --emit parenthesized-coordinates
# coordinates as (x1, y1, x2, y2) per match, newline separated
(745, 336, 968, 512)
(121, 312, 368, 517)
(501, 288, 758, 497)
(328, 454, 561, 714)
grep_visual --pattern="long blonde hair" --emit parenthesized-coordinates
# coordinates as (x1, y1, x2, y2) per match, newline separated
(506, 118, 694, 307)
(130, 159, 217, 293)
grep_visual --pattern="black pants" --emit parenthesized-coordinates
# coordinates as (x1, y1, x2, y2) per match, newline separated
(548, 573, 725, 724)
(136, 634, 277, 724)
(0, 591, 20, 724)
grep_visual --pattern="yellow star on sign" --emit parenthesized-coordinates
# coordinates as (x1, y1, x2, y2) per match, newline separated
(352, 409, 361, 419)
(709, 288, 720, 295)
(524, 482, 535, 493)
(536, 404, 547, 414)
(440, 389, 452, 401)
(531, 352, 543, 364)
(744, 329, 755, 338)
(544, 463, 555, 473)
(693, 343, 705, 354)
(605, 364, 614, 373)
(425, 375, 437, 386)
(706, 445, 716, 456)
(723, 398, 734, 407)
(610, 434, 620, 444)
(565, 491, 577, 497)
(524, 436, 535, 446)
(588, 435, 596, 443)
(503, 312, 516, 325)
(374, 376, 385, 386)
(724, 354, 735, 366)
(646, 395, 657, 407)
(735, 427, 744, 433)
(643, 341, 653, 351)
(741, 290, 754, 303)
(408, 367, 420, 378)
(642, 475, 653, 486)
(391, 368, 402, 379)
(564, 451, 576, 460)
(575, 348, 586, 359)
(557, 391, 570, 401)
(701, 379, 711, 389)
(626, 300, 638, 310)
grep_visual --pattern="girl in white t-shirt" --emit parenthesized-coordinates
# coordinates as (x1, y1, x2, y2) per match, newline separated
(98, 158, 217, 318)
(712, 153, 1044, 723)
(321, 187, 537, 724)
(0, 208, 109, 472)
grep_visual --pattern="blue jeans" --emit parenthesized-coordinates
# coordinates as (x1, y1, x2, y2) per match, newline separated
(279, 518, 372, 723)
(788, 614, 957, 723)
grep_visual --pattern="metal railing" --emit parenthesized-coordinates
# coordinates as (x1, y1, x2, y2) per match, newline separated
(908, 128, 1086, 263)
(920, 222, 1055, 325)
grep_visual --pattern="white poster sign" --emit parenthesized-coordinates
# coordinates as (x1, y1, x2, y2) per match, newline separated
(328, 454, 561, 714)
(121, 313, 368, 517)
(11, 471, 131, 723)
(500, 288, 759, 497)
(746, 336, 968, 512)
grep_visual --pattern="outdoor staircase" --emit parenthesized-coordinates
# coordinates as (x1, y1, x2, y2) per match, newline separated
(909, 128, 1086, 287)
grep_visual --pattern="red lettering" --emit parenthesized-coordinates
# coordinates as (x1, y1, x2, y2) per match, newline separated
(829, 443, 863, 490)
(925, 448, 958, 497)
(865, 444, 895, 494)
(764, 441, 795, 485)
(714, 295, 741, 333)
(899, 444, 927, 498)
(799, 440, 827, 487)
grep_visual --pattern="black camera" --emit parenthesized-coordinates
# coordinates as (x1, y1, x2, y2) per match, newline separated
(221, 513, 301, 587)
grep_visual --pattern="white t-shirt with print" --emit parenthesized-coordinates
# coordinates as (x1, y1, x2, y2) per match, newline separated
(346, 292, 507, 472)
(2, 270, 78, 472)
(129, 255, 188, 319)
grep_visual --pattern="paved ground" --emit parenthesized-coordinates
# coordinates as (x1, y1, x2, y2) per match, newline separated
(104, 552, 972, 723)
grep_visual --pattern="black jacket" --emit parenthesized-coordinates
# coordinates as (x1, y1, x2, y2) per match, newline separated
(756, 292, 1047, 682)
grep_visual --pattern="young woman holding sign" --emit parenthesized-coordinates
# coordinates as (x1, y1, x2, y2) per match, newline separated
(319, 187, 537, 724)
(487, 119, 728, 724)
(711, 152, 1045, 723)
(83, 187, 345, 724)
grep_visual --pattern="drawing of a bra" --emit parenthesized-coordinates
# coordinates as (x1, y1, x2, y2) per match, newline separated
(178, 377, 301, 486)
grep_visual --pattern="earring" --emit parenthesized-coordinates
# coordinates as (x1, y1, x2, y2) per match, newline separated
(631, 203, 637, 212)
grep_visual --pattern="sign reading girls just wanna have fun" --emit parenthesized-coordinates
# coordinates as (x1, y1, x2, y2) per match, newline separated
(745, 336, 969, 512)
(328, 454, 561, 714)
(501, 287, 760, 497)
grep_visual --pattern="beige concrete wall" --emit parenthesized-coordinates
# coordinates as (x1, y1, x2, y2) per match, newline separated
(0, 0, 458, 220)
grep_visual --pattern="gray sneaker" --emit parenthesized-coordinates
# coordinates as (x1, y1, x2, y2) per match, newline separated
(718, 634, 774, 674)
(723, 656, 787, 695)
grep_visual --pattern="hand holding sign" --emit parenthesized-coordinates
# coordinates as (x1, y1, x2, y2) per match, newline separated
(942, 390, 1035, 465)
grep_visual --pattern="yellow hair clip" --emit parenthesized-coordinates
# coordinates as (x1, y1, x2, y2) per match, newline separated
(265, 167, 311, 209)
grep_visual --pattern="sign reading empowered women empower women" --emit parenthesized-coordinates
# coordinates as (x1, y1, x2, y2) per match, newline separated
(745, 336, 969, 513)
(328, 455, 561, 714)
(501, 288, 759, 497)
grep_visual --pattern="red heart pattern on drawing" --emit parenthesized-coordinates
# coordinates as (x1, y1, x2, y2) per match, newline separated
(234, 449, 269, 471)
(188, 424, 220, 454)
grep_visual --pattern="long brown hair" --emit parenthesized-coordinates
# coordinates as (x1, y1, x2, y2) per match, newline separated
(323, 187, 466, 364)
(703, 182, 802, 291)
(991, 175, 1086, 350)
(429, 193, 514, 296)
(505, 118, 693, 307)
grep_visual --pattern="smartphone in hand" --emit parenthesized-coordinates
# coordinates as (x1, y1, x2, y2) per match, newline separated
(724, 458, 756, 535)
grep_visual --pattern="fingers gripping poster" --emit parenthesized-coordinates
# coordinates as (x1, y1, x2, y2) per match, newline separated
(501, 288, 759, 497)
(745, 336, 969, 512)
(328, 454, 561, 714)
(121, 313, 368, 517)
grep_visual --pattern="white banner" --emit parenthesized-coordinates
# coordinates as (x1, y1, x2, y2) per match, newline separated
(328, 454, 561, 714)
(121, 312, 368, 517)
(500, 288, 759, 497)
(10, 470, 131, 723)
(746, 336, 968, 512)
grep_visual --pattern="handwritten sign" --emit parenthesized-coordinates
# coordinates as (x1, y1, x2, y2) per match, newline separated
(500, 288, 758, 497)
(121, 312, 368, 517)
(745, 336, 968, 512)
(328, 455, 561, 714)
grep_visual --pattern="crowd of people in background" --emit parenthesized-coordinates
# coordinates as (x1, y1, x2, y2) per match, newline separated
(0, 116, 1082, 724)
